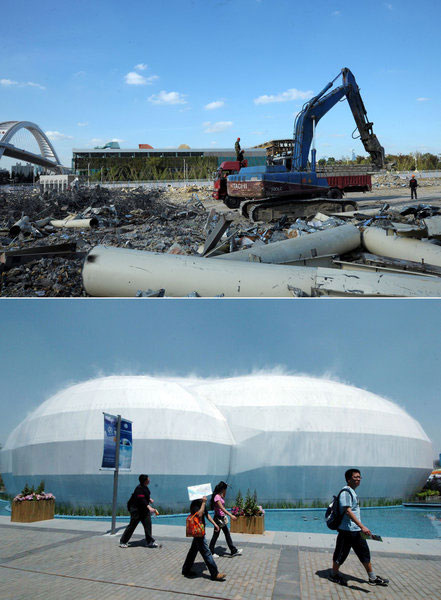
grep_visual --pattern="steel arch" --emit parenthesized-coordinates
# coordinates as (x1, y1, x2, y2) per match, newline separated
(0, 120, 64, 171)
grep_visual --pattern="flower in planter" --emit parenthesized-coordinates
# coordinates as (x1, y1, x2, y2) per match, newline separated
(13, 481, 55, 502)
(231, 489, 264, 517)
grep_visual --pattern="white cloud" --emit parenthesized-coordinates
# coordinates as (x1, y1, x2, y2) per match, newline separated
(203, 121, 233, 133)
(77, 122, 88, 127)
(134, 63, 147, 71)
(385, 2, 393, 9)
(332, 10, 341, 15)
(125, 71, 147, 85)
(254, 88, 313, 104)
(204, 100, 225, 110)
(45, 131, 73, 141)
(1, 78, 45, 89)
(145, 75, 159, 84)
(27, 81, 46, 90)
(148, 90, 187, 105)
(417, 97, 430, 102)
(111, 138, 125, 143)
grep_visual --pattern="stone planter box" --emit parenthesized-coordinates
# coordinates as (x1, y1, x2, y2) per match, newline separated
(11, 499, 55, 523)
(230, 515, 265, 534)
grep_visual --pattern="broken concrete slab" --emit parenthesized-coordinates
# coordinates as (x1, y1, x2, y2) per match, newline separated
(423, 215, 441, 240)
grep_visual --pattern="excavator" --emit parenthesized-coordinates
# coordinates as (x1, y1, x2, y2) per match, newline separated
(223, 68, 386, 222)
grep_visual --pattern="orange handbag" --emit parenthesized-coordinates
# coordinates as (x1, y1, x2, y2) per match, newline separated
(186, 513, 205, 537)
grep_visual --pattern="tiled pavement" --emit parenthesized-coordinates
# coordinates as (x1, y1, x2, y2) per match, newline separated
(1, 518, 440, 600)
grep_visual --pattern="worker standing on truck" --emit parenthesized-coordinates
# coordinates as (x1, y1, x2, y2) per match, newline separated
(235, 138, 243, 162)
(409, 175, 418, 199)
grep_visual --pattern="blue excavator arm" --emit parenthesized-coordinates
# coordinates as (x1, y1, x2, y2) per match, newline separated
(292, 68, 385, 171)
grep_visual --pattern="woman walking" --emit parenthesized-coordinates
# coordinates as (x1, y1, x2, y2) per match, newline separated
(209, 481, 242, 557)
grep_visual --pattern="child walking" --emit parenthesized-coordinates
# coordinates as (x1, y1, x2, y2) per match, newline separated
(182, 496, 226, 581)
(209, 481, 242, 557)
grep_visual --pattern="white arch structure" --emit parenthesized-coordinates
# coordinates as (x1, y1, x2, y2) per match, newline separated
(0, 120, 67, 173)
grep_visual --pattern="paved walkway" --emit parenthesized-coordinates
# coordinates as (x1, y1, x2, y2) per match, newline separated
(1, 516, 440, 599)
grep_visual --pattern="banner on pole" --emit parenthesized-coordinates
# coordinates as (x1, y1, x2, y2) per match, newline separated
(101, 413, 133, 470)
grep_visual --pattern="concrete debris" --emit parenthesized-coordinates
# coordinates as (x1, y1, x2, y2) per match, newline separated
(372, 173, 441, 189)
(0, 185, 209, 296)
(2, 180, 441, 297)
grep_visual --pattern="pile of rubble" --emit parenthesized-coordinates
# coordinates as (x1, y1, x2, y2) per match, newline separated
(0, 185, 210, 297)
(2, 184, 441, 297)
(372, 172, 441, 188)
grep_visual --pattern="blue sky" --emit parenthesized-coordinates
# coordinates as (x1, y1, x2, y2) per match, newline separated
(0, 299, 440, 459)
(1, 0, 440, 167)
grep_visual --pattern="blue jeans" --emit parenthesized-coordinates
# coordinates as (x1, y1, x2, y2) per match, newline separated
(182, 536, 218, 579)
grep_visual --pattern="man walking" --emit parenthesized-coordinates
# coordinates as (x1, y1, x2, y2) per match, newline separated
(409, 174, 418, 199)
(120, 474, 159, 548)
(330, 469, 389, 587)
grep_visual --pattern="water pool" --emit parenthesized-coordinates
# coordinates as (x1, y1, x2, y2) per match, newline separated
(2, 500, 440, 539)
(153, 507, 441, 540)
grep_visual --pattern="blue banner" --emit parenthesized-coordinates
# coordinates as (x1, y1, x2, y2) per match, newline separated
(102, 413, 133, 470)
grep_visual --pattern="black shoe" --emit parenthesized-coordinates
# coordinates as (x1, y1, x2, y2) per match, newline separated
(329, 573, 347, 586)
(182, 570, 197, 578)
(369, 575, 389, 586)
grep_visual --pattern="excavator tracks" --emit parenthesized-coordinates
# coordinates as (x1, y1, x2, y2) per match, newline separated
(240, 196, 358, 223)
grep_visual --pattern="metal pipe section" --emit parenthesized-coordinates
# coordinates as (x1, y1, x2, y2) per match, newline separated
(82, 245, 316, 297)
(50, 217, 98, 229)
(214, 224, 361, 265)
(82, 245, 441, 298)
(362, 226, 441, 268)
(9, 216, 32, 237)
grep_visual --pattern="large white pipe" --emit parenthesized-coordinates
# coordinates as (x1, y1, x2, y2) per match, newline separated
(362, 226, 441, 268)
(82, 245, 317, 297)
(50, 217, 98, 229)
(214, 224, 361, 265)
(82, 245, 441, 298)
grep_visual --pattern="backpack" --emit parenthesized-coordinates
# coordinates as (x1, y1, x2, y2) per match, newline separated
(186, 513, 205, 538)
(325, 487, 355, 530)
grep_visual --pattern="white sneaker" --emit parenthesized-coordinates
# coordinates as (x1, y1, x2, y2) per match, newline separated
(212, 553, 220, 558)
(147, 541, 159, 548)
(119, 543, 128, 548)
(231, 548, 242, 556)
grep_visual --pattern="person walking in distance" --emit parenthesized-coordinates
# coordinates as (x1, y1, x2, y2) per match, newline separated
(330, 469, 389, 587)
(209, 481, 242, 557)
(182, 496, 226, 581)
(409, 174, 418, 199)
(120, 474, 159, 548)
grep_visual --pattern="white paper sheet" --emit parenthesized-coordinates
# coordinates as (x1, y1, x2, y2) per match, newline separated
(187, 482, 213, 500)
